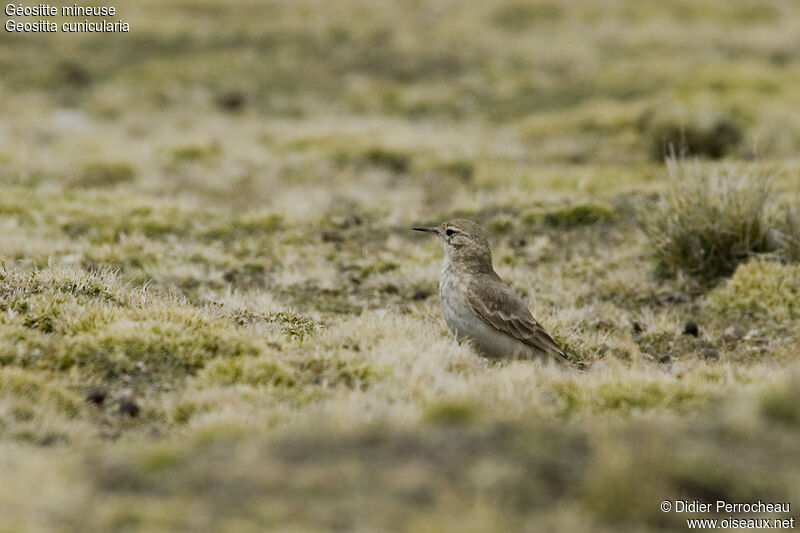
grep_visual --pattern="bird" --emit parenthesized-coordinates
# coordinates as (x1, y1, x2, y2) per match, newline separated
(413, 218, 572, 366)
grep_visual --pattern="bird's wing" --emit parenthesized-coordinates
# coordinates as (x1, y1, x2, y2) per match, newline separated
(466, 274, 573, 367)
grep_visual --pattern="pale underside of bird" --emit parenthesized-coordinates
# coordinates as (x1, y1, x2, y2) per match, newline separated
(414, 218, 572, 367)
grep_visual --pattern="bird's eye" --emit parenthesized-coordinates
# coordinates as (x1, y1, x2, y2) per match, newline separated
(445, 228, 455, 237)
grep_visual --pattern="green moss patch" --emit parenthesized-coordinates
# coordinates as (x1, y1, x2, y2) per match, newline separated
(0, 266, 311, 389)
(200, 355, 297, 388)
(77, 161, 137, 188)
(705, 259, 800, 321)
(540, 203, 617, 228)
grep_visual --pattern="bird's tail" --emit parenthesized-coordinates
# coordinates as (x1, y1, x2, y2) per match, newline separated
(548, 345, 588, 373)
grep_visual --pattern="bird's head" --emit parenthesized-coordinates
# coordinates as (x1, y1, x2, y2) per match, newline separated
(413, 218, 493, 272)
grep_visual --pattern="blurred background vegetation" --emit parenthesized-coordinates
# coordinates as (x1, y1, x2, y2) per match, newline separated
(1, 1, 800, 531)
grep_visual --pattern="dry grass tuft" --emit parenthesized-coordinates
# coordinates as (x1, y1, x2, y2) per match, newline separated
(641, 158, 797, 283)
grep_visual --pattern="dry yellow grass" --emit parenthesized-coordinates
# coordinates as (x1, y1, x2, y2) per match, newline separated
(1, 0, 800, 531)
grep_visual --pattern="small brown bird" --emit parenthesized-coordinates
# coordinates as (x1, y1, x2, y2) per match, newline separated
(414, 219, 571, 365)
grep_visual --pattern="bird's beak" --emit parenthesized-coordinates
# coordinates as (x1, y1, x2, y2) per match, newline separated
(412, 226, 438, 234)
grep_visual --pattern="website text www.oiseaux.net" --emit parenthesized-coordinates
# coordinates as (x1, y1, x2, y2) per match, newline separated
(660, 500, 795, 529)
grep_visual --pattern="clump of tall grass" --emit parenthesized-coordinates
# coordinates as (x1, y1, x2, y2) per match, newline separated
(641, 157, 799, 283)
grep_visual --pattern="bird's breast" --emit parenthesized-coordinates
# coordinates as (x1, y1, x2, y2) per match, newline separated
(439, 267, 543, 360)
(439, 271, 493, 344)
(439, 271, 471, 338)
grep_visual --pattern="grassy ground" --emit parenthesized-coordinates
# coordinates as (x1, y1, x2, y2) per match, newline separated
(1, 0, 800, 531)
